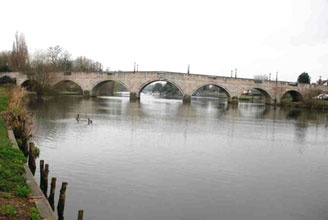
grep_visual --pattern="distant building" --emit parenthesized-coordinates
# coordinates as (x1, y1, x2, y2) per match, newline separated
(317, 76, 328, 86)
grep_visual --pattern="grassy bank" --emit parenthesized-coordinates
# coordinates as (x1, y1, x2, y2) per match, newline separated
(281, 98, 328, 110)
(0, 87, 39, 220)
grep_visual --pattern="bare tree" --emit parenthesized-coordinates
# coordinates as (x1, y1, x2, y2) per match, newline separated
(47, 45, 62, 65)
(73, 56, 103, 72)
(93, 61, 103, 72)
(0, 51, 11, 72)
(25, 51, 57, 98)
(46, 46, 72, 71)
(254, 74, 269, 81)
(9, 32, 29, 71)
(58, 50, 72, 71)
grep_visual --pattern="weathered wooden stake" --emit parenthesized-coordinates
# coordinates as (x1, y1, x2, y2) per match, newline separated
(22, 138, 28, 157)
(77, 210, 84, 220)
(28, 143, 36, 175)
(40, 160, 44, 188)
(48, 177, 56, 211)
(42, 164, 49, 197)
(57, 182, 68, 220)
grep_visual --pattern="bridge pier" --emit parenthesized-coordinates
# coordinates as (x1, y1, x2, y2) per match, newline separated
(130, 92, 138, 102)
(229, 96, 239, 104)
(271, 97, 280, 105)
(83, 90, 90, 97)
(10, 71, 327, 106)
(182, 95, 191, 104)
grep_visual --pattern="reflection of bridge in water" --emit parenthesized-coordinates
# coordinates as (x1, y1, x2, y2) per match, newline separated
(3, 71, 328, 104)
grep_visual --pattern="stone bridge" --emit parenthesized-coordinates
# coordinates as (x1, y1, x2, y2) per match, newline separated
(2, 71, 328, 104)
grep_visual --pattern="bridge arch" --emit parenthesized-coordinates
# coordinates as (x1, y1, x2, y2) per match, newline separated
(91, 80, 130, 96)
(21, 80, 37, 91)
(281, 90, 303, 102)
(240, 88, 273, 104)
(53, 80, 83, 95)
(137, 79, 184, 98)
(191, 84, 232, 101)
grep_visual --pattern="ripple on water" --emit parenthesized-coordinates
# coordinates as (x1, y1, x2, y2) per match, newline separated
(31, 97, 328, 220)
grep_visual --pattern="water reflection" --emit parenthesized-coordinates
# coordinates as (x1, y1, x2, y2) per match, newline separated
(286, 109, 302, 119)
(238, 103, 270, 118)
(29, 96, 328, 220)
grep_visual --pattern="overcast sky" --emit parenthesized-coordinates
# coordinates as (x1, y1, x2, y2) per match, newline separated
(1, 0, 328, 81)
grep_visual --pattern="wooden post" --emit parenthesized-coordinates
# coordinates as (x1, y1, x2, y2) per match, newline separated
(28, 143, 36, 175)
(42, 164, 49, 197)
(40, 160, 44, 188)
(77, 210, 84, 220)
(48, 177, 56, 211)
(57, 182, 68, 220)
(22, 138, 28, 157)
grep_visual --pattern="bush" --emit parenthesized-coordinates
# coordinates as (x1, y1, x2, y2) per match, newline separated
(30, 207, 40, 220)
(0, 205, 17, 216)
(297, 72, 311, 84)
(281, 97, 293, 103)
(1, 192, 12, 198)
(16, 185, 30, 197)
(0, 65, 10, 72)
(32, 146, 40, 158)
(0, 76, 16, 85)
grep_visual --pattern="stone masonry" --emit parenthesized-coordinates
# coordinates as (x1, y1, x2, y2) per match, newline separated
(2, 71, 328, 104)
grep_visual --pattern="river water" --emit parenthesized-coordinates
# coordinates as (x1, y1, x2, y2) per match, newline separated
(29, 95, 328, 220)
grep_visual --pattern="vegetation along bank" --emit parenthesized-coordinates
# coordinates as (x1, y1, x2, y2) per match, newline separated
(0, 87, 41, 219)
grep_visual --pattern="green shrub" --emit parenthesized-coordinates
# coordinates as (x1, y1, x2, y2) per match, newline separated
(0, 205, 17, 216)
(281, 97, 292, 103)
(30, 207, 40, 220)
(1, 192, 12, 198)
(33, 146, 40, 158)
(16, 185, 30, 197)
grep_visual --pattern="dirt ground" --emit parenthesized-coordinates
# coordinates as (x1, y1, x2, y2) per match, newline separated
(0, 192, 36, 220)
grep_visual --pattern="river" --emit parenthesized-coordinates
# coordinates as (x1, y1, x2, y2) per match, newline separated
(29, 95, 328, 220)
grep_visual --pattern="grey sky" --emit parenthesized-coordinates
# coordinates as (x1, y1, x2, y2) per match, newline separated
(1, 0, 328, 81)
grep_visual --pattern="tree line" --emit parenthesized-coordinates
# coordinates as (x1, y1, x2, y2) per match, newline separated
(0, 32, 106, 98)
(0, 32, 104, 73)
(253, 72, 312, 84)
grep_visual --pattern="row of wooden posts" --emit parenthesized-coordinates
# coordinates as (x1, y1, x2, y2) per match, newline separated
(28, 143, 84, 220)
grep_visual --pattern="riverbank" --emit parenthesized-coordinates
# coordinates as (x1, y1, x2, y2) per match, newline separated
(281, 98, 328, 111)
(238, 95, 328, 110)
(239, 95, 264, 103)
(0, 87, 41, 219)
